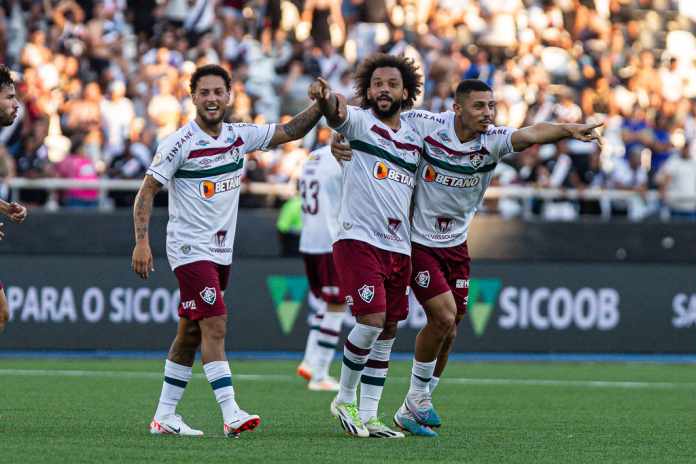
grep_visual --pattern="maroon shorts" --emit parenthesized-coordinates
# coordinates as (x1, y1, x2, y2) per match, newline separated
(411, 242, 471, 315)
(174, 260, 231, 320)
(302, 252, 346, 304)
(332, 239, 411, 322)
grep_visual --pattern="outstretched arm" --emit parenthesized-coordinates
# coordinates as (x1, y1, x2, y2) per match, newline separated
(132, 175, 162, 280)
(267, 103, 323, 148)
(511, 122, 603, 152)
(308, 77, 346, 128)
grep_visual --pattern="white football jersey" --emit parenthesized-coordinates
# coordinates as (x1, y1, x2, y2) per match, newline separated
(405, 110, 516, 247)
(147, 120, 275, 270)
(298, 145, 343, 254)
(333, 106, 422, 256)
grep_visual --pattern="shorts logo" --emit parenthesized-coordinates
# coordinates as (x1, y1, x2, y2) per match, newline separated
(387, 218, 402, 236)
(345, 295, 354, 306)
(358, 285, 375, 303)
(200, 287, 217, 305)
(181, 299, 197, 310)
(180, 244, 191, 255)
(415, 271, 430, 288)
(215, 230, 227, 247)
(470, 153, 484, 169)
(343, 222, 352, 230)
(436, 217, 453, 233)
(456, 279, 469, 289)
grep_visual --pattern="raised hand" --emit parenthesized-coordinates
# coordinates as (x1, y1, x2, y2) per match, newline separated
(331, 133, 352, 162)
(7, 202, 27, 223)
(308, 77, 332, 102)
(569, 122, 603, 146)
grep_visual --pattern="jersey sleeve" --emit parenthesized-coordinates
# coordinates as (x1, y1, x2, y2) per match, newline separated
(233, 123, 276, 152)
(333, 106, 367, 141)
(484, 126, 517, 161)
(146, 134, 187, 185)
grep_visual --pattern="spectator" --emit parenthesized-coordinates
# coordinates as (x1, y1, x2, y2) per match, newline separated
(57, 139, 100, 208)
(656, 144, 696, 220)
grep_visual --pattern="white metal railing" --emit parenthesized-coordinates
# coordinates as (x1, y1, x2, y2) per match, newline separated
(3, 178, 693, 219)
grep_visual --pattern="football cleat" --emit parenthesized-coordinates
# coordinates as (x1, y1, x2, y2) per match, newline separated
(394, 404, 438, 437)
(223, 410, 261, 438)
(365, 417, 405, 438)
(149, 414, 204, 436)
(308, 376, 340, 392)
(405, 392, 442, 428)
(330, 397, 369, 438)
(296, 361, 312, 381)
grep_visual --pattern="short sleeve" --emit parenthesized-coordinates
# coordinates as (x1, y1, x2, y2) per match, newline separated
(233, 123, 276, 152)
(333, 106, 366, 141)
(146, 134, 187, 185)
(484, 126, 517, 161)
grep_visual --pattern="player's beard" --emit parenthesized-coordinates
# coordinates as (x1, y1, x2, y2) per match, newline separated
(0, 108, 16, 127)
(197, 108, 224, 127)
(369, 96, 402, 119)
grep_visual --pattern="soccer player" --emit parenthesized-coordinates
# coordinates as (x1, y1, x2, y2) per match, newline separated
(131, 64, 324, 438)
(332, 79, 602, 436)
(296, 144, 346, 392)
(308, 53, 424, 438)
(0, 64, 28, 333)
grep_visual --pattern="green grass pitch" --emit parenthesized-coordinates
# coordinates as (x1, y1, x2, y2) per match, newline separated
(1, 358, 694, 463)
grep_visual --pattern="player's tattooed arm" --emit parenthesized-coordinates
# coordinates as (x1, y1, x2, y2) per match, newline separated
(308, 77, 346, 128)
(511, 122, 603, 152)
(268, 103, 323, 148)
(132, 175, 162, 279)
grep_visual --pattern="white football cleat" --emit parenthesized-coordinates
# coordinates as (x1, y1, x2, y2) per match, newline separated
(150, 414, 203, 436)
(365, 417, 405, 438)
(308, 376, 340, 392)
(330, 397, 369, 438)
(224, 410, 261, 438)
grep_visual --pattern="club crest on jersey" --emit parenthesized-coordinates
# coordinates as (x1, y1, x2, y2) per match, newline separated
(470, 153, 485, 169)
(373, 162, 415, 187)
(387, 218, 402, 236)
(422, 165, 480, 188)
(436, 217, 454, 233)
(200, 287, 217, 305)
(199, 177, 241, 199)
(358, 285, 375, 303)
(215, 230, 227, 247)
(415, 271, 430, 288)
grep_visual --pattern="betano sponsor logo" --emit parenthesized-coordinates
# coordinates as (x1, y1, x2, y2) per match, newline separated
(199, 176, 241, 199)
(266, 275, 309, 334)
(373, 162, 415, 187)
(422, 165, 480, 188)
(672, 293, 696, 328)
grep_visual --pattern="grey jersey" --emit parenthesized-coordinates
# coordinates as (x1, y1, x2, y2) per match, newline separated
(333, 106, 422, 256)
(298, 145, 343, 254)
(147, 120, 275, 269)
(406, 110, 516, 247)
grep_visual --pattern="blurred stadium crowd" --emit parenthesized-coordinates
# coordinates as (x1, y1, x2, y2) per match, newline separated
(0, 0, 695, 217)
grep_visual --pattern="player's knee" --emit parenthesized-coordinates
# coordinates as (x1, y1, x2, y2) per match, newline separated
(431, 306, 456, 336)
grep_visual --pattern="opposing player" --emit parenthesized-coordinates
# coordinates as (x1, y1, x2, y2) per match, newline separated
(333, 79, 602, 436)
(296, 144, 346, 391)
(0, 64, 28, 333)
(308, 53, 424, 438)
(132, 64, 324, 438)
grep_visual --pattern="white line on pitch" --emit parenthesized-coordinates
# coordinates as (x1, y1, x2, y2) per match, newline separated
(0, 368, 693, 390)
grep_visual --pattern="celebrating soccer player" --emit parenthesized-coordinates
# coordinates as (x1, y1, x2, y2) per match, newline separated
(131, 64, 324, 438)
(332, 78, 602, 436)
(296, 144, 347, 392)
(308, 53, 424, 438)
(0, 64, 28, 333)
